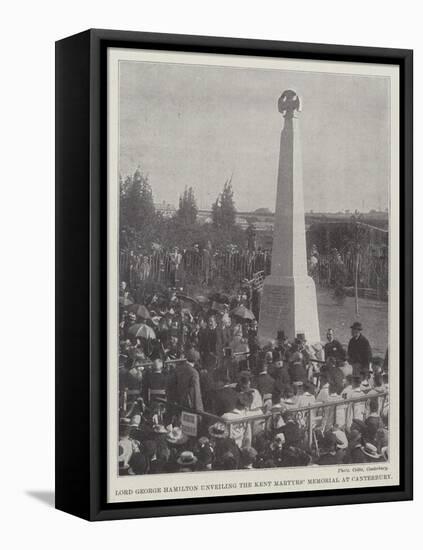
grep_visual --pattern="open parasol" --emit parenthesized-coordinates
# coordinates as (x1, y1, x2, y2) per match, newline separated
(209, 292, 230, 305)
(230, 304, 255, 321)
(128, 323, 156, 340)
(194, 295, 209, 305)
(119, 296, 134, 308)
(126, 304, 151, 319)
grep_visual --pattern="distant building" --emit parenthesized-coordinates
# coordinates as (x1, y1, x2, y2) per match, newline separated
(196, 207, 388, 250)
(154, 200, 176, 218)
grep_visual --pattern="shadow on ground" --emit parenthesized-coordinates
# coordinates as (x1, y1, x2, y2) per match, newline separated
(26, 490, 55, 508)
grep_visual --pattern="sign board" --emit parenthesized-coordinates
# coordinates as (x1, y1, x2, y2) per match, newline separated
(181, 411, 198, 437)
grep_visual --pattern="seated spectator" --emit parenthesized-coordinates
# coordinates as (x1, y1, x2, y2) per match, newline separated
(211, 372, 239, 416)
(295, 381, 316, 408)
(237, 371, 263, 411)
(195, 437, 214, 471)
(240, 447, 258, 469)
(176, 450, 198, 472)
(221, 393, 256, 448)
(365, 399, 383, 439)
(119, 422, 140, 474)
(278, 410, 303, 447)
(315, 431, 345, 465)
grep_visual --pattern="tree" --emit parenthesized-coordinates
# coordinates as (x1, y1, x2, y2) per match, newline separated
(119, 174, 132, 224)
(123, 167, 156, 232)
(177, 186, 198, 225)
(212, 177, 236, 230)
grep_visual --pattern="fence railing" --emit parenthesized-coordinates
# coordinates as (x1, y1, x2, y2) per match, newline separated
(120, 248, 388, 296)
(120, 249, 271, 290)
(120, 390, 388, 453)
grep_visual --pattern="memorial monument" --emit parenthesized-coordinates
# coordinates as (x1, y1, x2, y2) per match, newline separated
(258, 90, 320, 344)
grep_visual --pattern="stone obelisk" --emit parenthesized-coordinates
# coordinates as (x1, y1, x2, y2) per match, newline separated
(258, 90, 320, 344)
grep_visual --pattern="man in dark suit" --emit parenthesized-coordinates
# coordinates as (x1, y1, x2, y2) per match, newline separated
(324, 328, 345, 363)
(254, 362, 275, 402)
(347, 322, 372, 377)
(198, 316, 218, 358)
(167, 348, 204, 411)
(211, 370, 239, 416)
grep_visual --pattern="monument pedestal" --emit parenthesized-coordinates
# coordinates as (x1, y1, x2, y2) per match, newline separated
(258, 274, 320, 344)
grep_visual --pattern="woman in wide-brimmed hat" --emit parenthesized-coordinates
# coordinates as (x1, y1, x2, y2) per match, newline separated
(165, 426, 189, 446)
(208, 422, 229, 440)
(360, 442, 383, 462)
(176, 450, 198, 472)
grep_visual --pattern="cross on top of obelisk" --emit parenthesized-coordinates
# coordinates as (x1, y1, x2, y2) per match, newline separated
(278, 89, 301, 119)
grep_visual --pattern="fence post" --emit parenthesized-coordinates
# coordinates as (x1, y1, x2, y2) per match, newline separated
(308, 411, 313, 450)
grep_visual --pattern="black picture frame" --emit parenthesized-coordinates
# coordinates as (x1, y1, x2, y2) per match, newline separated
(55, 28, 413, 521)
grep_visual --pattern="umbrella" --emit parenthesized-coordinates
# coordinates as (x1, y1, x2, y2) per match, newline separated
(126, 304, 151, 319)
(119, 296, 134, 307)
(128, 323, 156, 339)
(230, 304, 255, 321)
(210, 301, 227, 313)
(176, 293, 201, 310)
(195, 295, 209, 304)
(209, 292, 230, 304)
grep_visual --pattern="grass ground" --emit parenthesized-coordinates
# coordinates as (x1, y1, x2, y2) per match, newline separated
(317, 288, 388, 357)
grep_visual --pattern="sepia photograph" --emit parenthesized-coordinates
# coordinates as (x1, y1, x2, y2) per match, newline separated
(107, 48, 400, 503)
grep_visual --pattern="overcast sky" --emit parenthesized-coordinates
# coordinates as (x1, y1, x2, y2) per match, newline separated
(119, 60, 390, 213)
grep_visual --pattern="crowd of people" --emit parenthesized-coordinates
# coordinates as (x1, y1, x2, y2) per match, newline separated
(118, 281, 389, 476)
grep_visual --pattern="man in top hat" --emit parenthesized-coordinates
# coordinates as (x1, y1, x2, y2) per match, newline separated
(274, 330, 292, 365)
(347, 322, 372, 377)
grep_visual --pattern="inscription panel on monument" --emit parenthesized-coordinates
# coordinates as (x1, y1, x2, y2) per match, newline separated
(259, 283, 294, 338)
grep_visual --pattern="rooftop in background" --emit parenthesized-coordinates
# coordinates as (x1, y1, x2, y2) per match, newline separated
(196, 208, 389, 230)
(154, 201, 176, 218)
